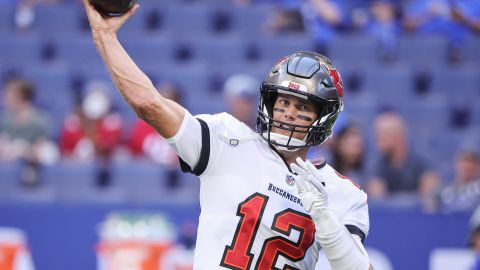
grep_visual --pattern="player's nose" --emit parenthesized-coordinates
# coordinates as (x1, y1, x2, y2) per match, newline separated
(282, 105, 297, 121)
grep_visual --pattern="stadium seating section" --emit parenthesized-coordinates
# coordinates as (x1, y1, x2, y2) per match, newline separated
(0, 0, 479, 205)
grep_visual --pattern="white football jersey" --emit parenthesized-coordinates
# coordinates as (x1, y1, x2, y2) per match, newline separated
(167, 111, 369, 270)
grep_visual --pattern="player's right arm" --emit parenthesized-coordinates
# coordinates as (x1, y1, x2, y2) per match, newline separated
(81, 0, 184, 139)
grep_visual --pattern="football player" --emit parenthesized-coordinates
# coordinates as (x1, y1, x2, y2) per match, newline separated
(81, 1, 372, 269)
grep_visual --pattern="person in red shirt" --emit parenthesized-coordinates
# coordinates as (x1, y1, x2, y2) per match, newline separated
(128, 81, 183, 188)
(59, 80, 123, 186)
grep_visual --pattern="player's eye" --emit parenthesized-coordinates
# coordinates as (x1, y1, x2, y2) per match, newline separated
(278, 99, 289, 106)
(297, 104, 311, 112)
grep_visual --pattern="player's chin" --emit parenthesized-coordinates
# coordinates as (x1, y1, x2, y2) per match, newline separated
(272, 128, 306, 140)
(271, 127, 290, 137)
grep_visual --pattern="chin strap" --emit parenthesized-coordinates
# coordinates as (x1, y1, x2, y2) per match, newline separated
(266, 132, 306, 152)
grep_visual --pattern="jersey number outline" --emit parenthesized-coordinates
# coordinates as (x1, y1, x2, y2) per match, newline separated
(220, 193, 316, 270)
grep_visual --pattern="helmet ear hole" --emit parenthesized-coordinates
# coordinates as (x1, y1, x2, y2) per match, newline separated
(264, 91, 277, 117)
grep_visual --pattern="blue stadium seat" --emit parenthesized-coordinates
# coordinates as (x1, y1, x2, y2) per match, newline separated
(0, 34, 43, 65)
(163, 5, 212, 36)
(473, 104, 480, 127)
(43, 161, 127, 204)
(343, 91, 378, 134)
(118, 2, 159, 34)
(185, 91, 229, 115)
(431, 66, 480, 104)
(146, 60, 260, 114)
(328, 35, 378, 65)
(22, 64, 74, 136)
(209, 60, 270, 90)
(360, 64, 413, 108)
(231, 4, 273, 34)
(33, 4, 83, 33)
(396, 36, 449, 68)
(194, 34, 248, 64)
(6, 162, 57, 204)
(404, 96, 448, 142)
(147, 61, 211, 94)
(0, 63, 4, 80)
(462, 37, 480, 65)
(432, 129, 474, 162)
(111, 160, 170, 204)
(0, 162, 20, 202)
(0, 3, 15, 33)
(255, 33, 314, 63)
(53, 34, 104, 66)
(71, 63, 111, 82)
(122, 34, 177, 67)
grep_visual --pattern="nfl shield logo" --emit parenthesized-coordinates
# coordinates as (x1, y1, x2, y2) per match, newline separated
(285, 175, 295, 186)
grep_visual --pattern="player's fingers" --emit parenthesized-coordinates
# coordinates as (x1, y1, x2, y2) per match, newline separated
(302, 160, 327, 185)
(296, 158, 316, 177)
(295, 157, 310, 173)
(82, 0, 101, 22)
(290, 162, 309, 179)
(293, 174, 309, 194)
(295, 177, 309, 194)
(308, 175, 326, 194)
(304, 159, 318, 176)
(290, 163, 309, 191)
(82, 0, 94, 13)
(121, 4, 140, 21)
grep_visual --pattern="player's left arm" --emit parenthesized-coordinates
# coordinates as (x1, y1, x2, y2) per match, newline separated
(291, 158, 373, 270)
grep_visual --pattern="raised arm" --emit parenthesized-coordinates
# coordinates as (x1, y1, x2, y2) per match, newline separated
(81, 0, 185, 138)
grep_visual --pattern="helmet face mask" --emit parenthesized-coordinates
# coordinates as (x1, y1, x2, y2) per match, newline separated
(256, 51, 344, 151)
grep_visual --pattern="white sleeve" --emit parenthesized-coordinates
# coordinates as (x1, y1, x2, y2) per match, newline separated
(341, 190, 370, 241)
(165, 110, 202, 169)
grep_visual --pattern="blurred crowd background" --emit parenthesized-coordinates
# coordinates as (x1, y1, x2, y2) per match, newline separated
(0, 0, 479, 269)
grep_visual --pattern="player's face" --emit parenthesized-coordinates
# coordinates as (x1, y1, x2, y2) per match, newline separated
(271, 93, 318, 140)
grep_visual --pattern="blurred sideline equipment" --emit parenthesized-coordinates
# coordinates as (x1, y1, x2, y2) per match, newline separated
(0, 227, 35, 270)
(429, 249, 475, 270)
(96, 212, 177, 270)
(90, 0, 137, 16)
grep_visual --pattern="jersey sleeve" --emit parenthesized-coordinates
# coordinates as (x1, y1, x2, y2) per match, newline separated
(165, 110, 203, 171)
(166, 111, 235, 176)
(341, 188, 369, 242)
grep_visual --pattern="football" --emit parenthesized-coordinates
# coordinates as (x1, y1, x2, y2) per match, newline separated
(90, 0, 137, 16)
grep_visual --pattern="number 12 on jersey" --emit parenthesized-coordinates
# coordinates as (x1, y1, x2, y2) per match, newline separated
(220, 193, 316, 270)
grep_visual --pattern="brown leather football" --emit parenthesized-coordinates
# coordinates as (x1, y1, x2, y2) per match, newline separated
(90, 0, 137, 16)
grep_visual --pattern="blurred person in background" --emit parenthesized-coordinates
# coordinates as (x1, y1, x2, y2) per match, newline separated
(129, 81, 183, 188)
(363, 0, 400, 62)
(0, 76, 58, 186)
(222, 73, 259, 129)
(449, 0, 480, 62)
(469, 206, 480, 270)
(366, 111, 440, 209)
(437, 147, 480, 212)
(330, 122, 366, 186)
(402, 0, 468, 62)
(450, 0, 480, 35)
(403, 0, 453, 34)
(301, 0, 348, 53)
(59, 79, 123, 186)
(14, 0, 63, 31)
(264, 0, 304, 34)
